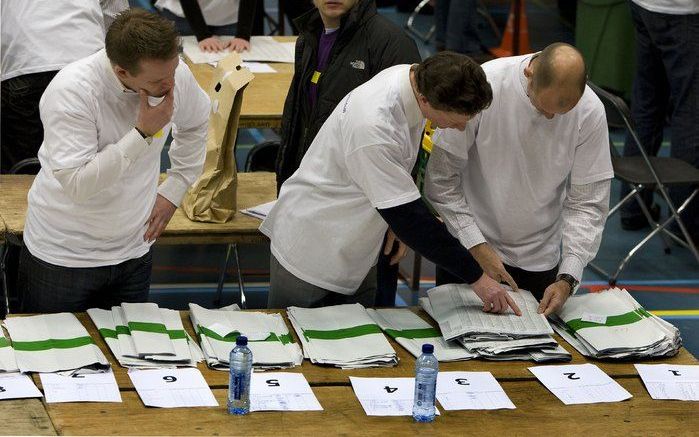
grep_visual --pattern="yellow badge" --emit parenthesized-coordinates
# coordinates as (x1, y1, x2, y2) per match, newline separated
(311, 71, 321, 84)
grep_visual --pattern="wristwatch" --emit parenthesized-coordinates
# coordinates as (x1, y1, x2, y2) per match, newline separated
(556, 273, 579, 295)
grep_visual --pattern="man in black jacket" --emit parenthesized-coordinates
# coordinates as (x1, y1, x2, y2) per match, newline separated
(275, 0, 421, 307)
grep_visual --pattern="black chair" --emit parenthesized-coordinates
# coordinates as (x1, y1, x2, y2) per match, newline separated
(587, 81, 699, 285)
(244, 141, 279, 172)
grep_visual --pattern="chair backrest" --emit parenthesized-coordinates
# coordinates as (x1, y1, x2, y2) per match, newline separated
(244, 141, 279, 172)
(8, 157, 41, 175)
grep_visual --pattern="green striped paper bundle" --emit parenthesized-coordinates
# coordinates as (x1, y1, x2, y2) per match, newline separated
(551, 288, 681, 359)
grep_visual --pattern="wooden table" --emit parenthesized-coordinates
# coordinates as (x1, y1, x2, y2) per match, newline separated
(185, 36, 295, 129)
(0, 172, 276, 246)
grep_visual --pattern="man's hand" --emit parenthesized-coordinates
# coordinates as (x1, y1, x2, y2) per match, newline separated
(144, 194, 177, 242)
(472, 273, 522, 316)
(199, 36, 228, 52)
(383, 228, 408, 265)
(538, 280, 571, 316)
(227, 37, 251, 53)
(469, 243, 519, 292)
(136, 88, 174, 137)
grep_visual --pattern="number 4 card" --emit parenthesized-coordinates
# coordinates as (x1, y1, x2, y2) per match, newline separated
(529, 363, 632, 405)
(349, 377, 440, 416)
(128, 368, 218, 408)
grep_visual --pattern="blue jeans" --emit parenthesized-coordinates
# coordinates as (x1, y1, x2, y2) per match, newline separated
(157, 8, 238, 37)
(621, 2, 699, 238)
(19, 247, 153, 312)
(434, 0, 482, 54)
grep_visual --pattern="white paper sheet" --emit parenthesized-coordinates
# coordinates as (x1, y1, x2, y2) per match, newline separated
(436, 371, 515, 410)
(240, 200, 277, 220)
(183, 36, 295, 64)
(128, 368, 218, 408)
(250, 373, 322, 411)
(349, 377, 440, 417)
(635, 364, 699, 401)
(40, 370, 121, 403)
(0, 373, 42, 400)
(528, 363, 632, 405)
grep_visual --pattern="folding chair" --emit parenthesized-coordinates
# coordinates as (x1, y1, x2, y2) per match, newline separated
(587, 81, 699, 285)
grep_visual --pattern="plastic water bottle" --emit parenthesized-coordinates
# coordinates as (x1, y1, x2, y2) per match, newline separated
(412, 343, 438, 422)
(228, 336, 253, 415)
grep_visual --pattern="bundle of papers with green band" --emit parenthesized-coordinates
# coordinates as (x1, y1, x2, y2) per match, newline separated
(87, 303, 204, 368)
(367, 308, 477, 362)
(0, 323, 19, 373)
(551, 288, 681, 359)
(287, 304, 397, 369)
(189, 303, 302, 370)
(420, 285, 570, 362)
(3, 313, 109, 373)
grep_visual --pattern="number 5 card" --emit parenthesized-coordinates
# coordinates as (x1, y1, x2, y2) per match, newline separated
(529, 363, 632, 405)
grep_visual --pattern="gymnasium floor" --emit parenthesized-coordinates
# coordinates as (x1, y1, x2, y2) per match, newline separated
(149, 1, 699, 356)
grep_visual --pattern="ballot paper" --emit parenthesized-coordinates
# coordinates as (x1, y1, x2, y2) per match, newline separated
(183, 36, 295, 64)
(121, 303, 175, 358)
(128, 368, 218, 408)
(241, 62, 277, 73)
(528, 364, 632, 405)
(4, 313, 109, 373)
(0, 325, 18, 373)
(436, 372, 515, 410)
(367, 308, 476, 362)
(250, 372, 323, 411)
(40, 370, 121, 403)
(0, 373, 42, 400)
(240, 200, 277, 220)
(350, 377, 440, 417)
(635, 364, 699, 401)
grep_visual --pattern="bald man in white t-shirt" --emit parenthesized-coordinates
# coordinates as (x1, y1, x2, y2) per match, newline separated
(426, 43, 613, 316)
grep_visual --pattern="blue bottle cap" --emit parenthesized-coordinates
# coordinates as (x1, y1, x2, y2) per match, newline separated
(422, 343, 434, 354)
(236, 336, 248, 346)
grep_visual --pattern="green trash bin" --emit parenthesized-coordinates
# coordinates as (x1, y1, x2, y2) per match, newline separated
(576, 0, 636, 100)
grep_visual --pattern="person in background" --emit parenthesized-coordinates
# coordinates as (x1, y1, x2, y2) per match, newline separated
(619, 0, 698, 246)
(18, 9, 210, 312)
(275, 0, 421, 307)
(426, 43, 613, 316)
(155, 0, 256, 52)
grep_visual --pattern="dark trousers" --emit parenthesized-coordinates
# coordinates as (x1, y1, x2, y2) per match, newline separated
(434, 0, 483, 55)
(435, 264, 558, 301)
(158, 8, 238, 36)
(621, 3, 699, 239)
(18, 247, 153, 313)
(1, 71, 57, 173)
(375, 248, 400, 307)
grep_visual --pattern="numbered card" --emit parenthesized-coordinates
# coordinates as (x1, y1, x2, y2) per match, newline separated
(0, 373, 42, 400)
(128, 368, 218, 408)
(635, 364, 699, 401)
(529, 363, 632, 405)
(250, 372, 322, 411)
(349, 377, 440, 417)
(40, 370, 121, 403)
(436, 371, 515, 410)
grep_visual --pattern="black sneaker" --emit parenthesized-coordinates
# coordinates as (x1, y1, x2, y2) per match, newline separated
(620, 204, 661, 231)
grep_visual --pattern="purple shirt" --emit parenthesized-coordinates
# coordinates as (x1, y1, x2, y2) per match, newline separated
(308, 28, 339, 108)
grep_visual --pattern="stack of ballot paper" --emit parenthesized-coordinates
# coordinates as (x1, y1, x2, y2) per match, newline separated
(551, 288, 682, 359)
(0, 324, 19, 373)
(421, 284, 571, 362)
(287, 304, 398, 369)
(190, 303, 302, 370)
(182, 35, 295, 64)
(88, 303, 203, 368)
(3, 313, 110, 373)
(367, 308, 476, 362)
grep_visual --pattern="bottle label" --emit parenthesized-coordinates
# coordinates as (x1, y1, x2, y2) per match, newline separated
(233, 373, 245, 400)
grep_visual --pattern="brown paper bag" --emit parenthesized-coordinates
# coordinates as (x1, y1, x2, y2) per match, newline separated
(181, 52, 254, 223)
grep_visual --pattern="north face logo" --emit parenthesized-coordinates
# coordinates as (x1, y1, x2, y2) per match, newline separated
(350, 60, 365, 70)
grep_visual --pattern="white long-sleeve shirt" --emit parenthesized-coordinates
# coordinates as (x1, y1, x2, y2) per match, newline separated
(23, 49, 210, 268)
(425, 54, 613, 283)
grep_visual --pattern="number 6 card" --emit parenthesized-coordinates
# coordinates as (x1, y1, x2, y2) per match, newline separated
(128, 368, 218, 408)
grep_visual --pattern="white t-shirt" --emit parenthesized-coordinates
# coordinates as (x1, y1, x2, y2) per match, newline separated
(631, 0, 699, 14)
(260, 65, 425, 294)
(431, 55, 613, 272)
(155, 0, 240, 27)
(23, 49, 210, 268)
(0, 0, 128, 81)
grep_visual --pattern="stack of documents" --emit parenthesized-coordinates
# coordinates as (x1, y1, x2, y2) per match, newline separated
(367, 308, 476, 362)
(3, 313, 109, 373)
(190, 303, 302, 370)
(88, 303, 203, 368)
(182, 35, 295, 64)
(551, 288, 681, 359)
(0, 324, 19, 373)
(421, 284, 570, 362)
(287, 304, 398, 369)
